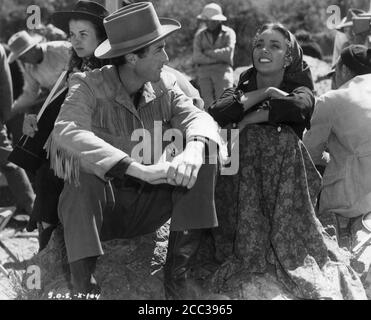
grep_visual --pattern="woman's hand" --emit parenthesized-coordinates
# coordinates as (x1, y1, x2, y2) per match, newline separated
(22, 114, 38, 137)
(265, 87, 289, 99)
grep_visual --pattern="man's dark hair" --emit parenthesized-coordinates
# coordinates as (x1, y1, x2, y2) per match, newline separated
(109, 46, 149, 66)
(340, 45, 371, 76)
(337, 57, 358, 79)
(295, 29, 312, 43)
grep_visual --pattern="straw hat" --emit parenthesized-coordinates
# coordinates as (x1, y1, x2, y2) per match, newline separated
(197, 3, 227, 21)
(7, 30, 42, 64)
(95, 2, 180, 59)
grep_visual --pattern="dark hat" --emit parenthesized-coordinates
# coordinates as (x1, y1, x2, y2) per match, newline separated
(52, 1, 109, 34)
(340, 44, 371, 75)
(336, 8, 367, 31)
(95, 2, 180, 59)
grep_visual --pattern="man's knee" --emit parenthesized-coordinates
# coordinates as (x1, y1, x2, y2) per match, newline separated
(58, 172, 107, 222)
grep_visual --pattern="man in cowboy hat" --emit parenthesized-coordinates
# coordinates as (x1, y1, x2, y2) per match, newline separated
(0, 43, 35, 221)
(7, 30, 71, 117)
(304, 45, 371, 265)
(193, 3, 236, 110)
(332, 4, 371, 65)
(48, 2, 222, 299)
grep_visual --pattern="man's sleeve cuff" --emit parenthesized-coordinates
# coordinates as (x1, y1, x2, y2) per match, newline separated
(187, 136, 209, 145)
(105, 156, 135, 180)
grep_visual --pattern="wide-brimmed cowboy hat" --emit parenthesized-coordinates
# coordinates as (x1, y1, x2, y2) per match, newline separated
(7, 30, 42, 64)
(336, 8, 367, 31)
(197, 3, 227, 21)
(95, 2, 180, 59)
(52, 0, 109, 34)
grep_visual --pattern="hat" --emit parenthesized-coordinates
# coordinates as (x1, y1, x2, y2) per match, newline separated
(95, 2, 180, 59)
(353, 15, 371, 34)
(7, 31, 42, 64)
(197, 3, 227, 21)
(336, 8, 367, 31)
(340, 44, 371, 75)
(52, 1, 109, 34)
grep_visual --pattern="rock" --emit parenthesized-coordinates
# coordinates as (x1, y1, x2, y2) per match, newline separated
(23, 225, 168, 300)
(20, 223, 299, 300)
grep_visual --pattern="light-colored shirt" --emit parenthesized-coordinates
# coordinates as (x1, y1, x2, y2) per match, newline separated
(303, 74, 371, 218)
(193, 25, 236, 69)
(12, 41, 71, 113)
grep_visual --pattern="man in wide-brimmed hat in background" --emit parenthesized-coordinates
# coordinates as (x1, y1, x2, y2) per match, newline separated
(47, 2, 222, 299)
(193, 3, 236, 110)
(0, 43, 35, 224)
(7, 30, 71, 117)
(332, 2, 371, 65)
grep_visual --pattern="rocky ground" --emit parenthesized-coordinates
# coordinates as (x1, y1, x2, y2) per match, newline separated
(0, 56, 370, 300)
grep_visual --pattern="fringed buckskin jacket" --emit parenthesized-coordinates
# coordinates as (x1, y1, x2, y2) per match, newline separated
(46, 65, 221, 184)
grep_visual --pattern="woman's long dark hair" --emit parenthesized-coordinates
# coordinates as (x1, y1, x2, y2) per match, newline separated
(67, 17, 108, 72)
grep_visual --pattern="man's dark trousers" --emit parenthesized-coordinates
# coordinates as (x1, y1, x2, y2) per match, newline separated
(58, 159, 218, 264)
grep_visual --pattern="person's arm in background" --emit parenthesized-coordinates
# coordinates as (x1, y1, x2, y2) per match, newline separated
(10, 63, 40, 116)
(203, 27, 236, 65)
(332, 31, 348, 66)
(0, 44, 13, 123)
(303, 95, 333, 167)
(193, 30, 219, 65)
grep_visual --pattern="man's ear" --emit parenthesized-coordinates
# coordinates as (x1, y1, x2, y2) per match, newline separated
(125, 53, 138, 65)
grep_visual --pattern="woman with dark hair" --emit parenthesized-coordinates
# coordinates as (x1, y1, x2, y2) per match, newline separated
(208, 23, 366, 299)
(24, 1, 109, 251)
(52, 0, 109, 72)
